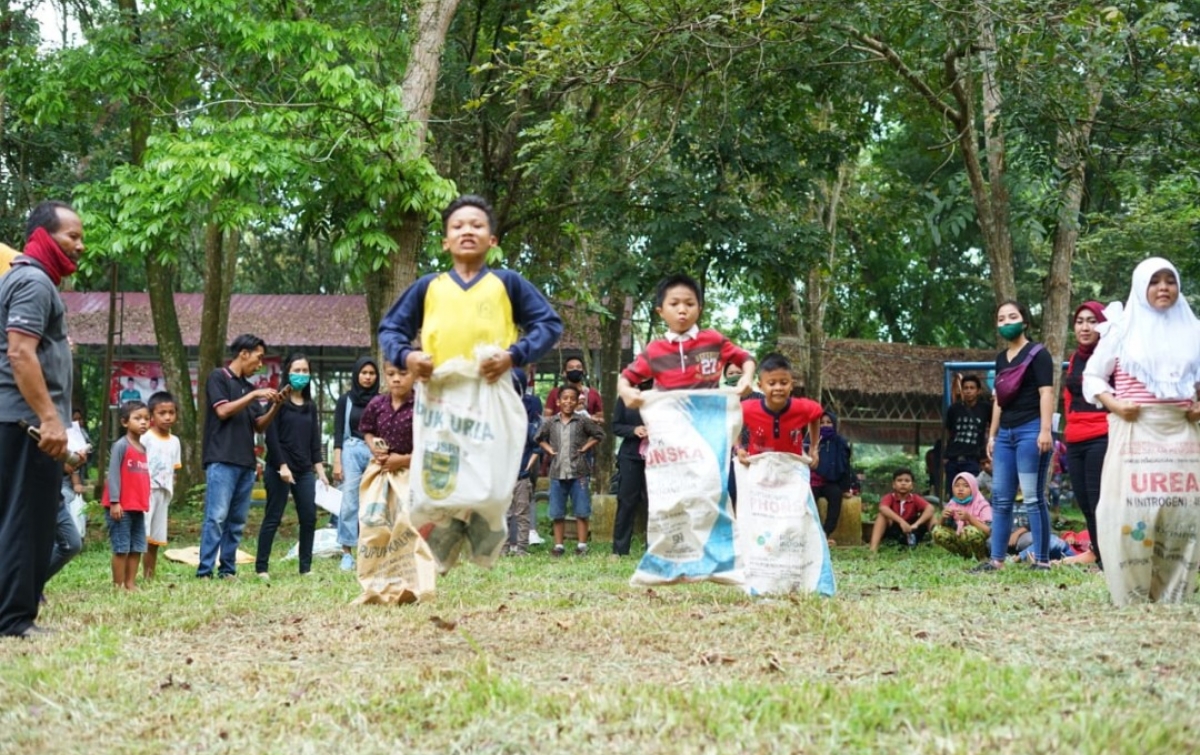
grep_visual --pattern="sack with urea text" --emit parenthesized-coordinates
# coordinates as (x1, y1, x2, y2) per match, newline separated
(1096, 405, 1200, 606)
(410, 348, 526, 572)
(734, 452, 835, 597)
(993, 344, 1043, 408)
(353, 463, 436, 605)
(630, 390, 744, 587)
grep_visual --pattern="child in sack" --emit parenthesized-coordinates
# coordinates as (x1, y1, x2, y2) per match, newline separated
(536, 385, 604, 557)
(617, 274, 755, 406)
(103, 401, 152, 590)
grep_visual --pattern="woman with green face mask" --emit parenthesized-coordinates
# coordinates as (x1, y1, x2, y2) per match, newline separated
(255, 352, 329, 578)
(973, 300, 1056, 573)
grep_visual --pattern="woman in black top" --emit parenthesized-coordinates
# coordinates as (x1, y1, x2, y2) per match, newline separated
(977, 300, 1055, 571)
(255, 353, 328, 577)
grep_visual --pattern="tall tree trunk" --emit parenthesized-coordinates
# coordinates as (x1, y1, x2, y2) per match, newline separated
(595, 295, 624, 493)
(974, 7, 1017, 307)
(377, 0, 463, 326)
(146, 255, 200, 495)
(1043, 79, 1104, 395)
(198, 221, 229, 410)
(804, 162, 850, 403)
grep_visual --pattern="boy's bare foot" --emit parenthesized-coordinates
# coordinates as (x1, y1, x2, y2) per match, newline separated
(826, 537, 837, 548)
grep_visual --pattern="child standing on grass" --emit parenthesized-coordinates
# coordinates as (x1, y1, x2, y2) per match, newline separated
(617, 274, 756, 407)
(868, 468, 936, 553)
(535, 385, 604, 557)
(103, 401, 152, 590)
(142, 391, 181, 580)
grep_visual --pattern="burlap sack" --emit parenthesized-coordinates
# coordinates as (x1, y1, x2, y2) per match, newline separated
(353, 463, 436, 605)
(1097, 404, 1200, 605)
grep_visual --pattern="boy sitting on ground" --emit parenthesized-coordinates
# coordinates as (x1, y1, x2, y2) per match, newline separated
(869, 467, 936, 552)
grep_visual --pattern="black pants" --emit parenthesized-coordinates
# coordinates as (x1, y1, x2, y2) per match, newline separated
(1067, 435, 1107, 565)
(0, 423, 62, 635)
(612, 455, 646, 556)
(256, 465, 318, 574)
(811, 482, 843, 536)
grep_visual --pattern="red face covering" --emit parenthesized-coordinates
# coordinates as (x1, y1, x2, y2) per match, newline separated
(19, 226, 78, 286)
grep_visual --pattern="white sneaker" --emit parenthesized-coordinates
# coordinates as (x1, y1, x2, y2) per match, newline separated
(528, 529, 544, 546)
(256, 572, 270, 581)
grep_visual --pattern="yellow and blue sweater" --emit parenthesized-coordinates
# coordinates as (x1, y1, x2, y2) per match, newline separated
(379, 267, 563, 369)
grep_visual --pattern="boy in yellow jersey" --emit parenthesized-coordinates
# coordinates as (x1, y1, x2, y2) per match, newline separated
(378, 195, 563, 383)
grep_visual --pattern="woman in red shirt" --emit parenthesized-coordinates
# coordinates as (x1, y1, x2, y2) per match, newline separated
(1060, 302, 1107, 566)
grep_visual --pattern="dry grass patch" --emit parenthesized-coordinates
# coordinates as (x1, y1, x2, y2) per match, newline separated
(4, 517, 1200, 754)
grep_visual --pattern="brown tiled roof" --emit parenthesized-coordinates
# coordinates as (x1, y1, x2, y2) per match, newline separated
(62, 293, 374, 348)
(61, 292, 630, 351)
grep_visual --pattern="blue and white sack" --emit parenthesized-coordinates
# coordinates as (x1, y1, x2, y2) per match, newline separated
(630, 390, 744, 586)
(411, 347, 526, 572)
(734, 452, 836, 597)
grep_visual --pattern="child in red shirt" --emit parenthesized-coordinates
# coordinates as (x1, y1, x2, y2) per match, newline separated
(103, 401, 152, 590)
(868, 467, 936, 553)
(737, 354, 824, 463)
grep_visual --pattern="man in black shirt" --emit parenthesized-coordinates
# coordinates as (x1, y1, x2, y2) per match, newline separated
(196, 334, 284, 578)
(943, 374, 992, 496)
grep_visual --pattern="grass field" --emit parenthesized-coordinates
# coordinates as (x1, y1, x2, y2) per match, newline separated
(3, 503, 1200, 754)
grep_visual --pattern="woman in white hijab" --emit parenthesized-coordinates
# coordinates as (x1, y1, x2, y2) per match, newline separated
(1084, 257, 1200, 605)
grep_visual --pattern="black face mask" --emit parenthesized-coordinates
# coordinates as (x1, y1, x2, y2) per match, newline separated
(566, 369, 585, 383)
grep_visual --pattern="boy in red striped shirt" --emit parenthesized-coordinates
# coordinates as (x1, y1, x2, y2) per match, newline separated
(617, 274, 755, 407)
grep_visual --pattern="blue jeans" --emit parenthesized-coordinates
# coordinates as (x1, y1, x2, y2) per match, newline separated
(48, 488, 82, 581)
(198, 462, 256, 577)
(548, 478, 591, 520)
(989, 419, 1051, 564)
(337, 439, 372, 548)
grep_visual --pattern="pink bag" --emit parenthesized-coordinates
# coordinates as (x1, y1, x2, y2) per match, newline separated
(994, 344, 1043, 408)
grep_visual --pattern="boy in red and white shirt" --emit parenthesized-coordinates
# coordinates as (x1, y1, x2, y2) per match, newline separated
(868, 468, 936, 553)
(617, 274, 755, 405)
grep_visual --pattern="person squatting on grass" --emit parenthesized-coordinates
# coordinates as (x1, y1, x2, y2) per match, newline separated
(869, 468, 936, 552)
(378, 194, 563, 388)
(197, 334, 285, 580)
(102, 401, 152, 590)
(932, 472, 992, 560)
(1059, 301, 1108, 567)
(1084, 257, 1200, 605)
(616, 273, 756, 409)
(255, 354, 329, 579)
(536, 385, 605, 557)
(332, 355, 380, 572)
(975, 300, 1056, 573)
(142, 391, 181, 580)
(0, 200, 85, 638)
